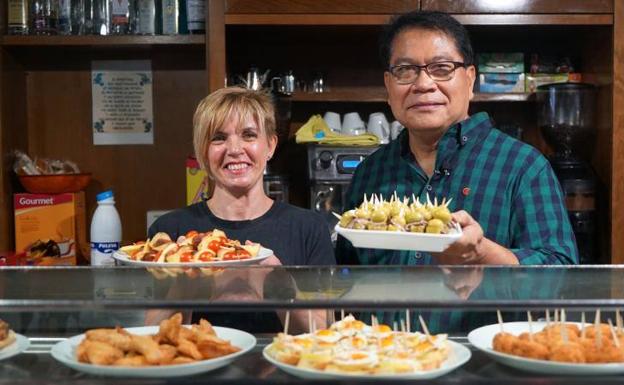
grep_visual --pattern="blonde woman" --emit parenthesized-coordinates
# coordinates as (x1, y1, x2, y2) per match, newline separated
(148, 87, 334, 332)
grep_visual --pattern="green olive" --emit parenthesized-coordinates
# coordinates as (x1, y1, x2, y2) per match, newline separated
(391, 215, 406, 227)
(410, 224, 425, 233)
(371, 209, 388, 223)
(387, 224, 400, 231)
(432, 207, 452, 224)
(416, 207, 432, 221)
(425, 218, 444, 234)
(339, 211, 355, 228)
(405, 210, 424, 224)
(355, 208, 370, 219)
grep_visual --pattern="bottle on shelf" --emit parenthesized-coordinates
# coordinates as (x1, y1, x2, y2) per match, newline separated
(92, 0, 109, 35)
(31, 0, 59, 35)
(70, 0, 86, 34)
(90, 190, 122, 266)
(161, 0, 179, 35)
(135, 0, 156, 35)
(186, 0, 204, 34)
(110, 0, 130, 34)
(58, 0, 72, 34)
(8, 0, 29, 35)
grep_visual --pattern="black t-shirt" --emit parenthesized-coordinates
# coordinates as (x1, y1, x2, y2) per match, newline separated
(148, 200, 335, 333)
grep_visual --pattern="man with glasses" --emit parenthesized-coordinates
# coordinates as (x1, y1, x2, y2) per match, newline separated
(336, 11, 577, 328)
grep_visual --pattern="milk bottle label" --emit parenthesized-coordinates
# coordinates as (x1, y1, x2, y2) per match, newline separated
(91, 241, 120, 265)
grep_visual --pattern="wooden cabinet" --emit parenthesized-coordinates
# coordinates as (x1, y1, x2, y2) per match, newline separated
(1, 0, 623, 264)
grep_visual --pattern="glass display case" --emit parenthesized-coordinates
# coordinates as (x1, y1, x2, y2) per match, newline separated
(2, 265, 624, 384)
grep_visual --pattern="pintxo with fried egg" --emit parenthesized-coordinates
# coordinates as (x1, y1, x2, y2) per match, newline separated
(119, 229, 261, 264)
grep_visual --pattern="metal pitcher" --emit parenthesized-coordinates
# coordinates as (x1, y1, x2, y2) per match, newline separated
(238, 67, 271, 91)
(271, 70, 296, 95)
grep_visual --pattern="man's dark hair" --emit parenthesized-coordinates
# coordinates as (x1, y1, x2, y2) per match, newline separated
(380, 11, 474, 68)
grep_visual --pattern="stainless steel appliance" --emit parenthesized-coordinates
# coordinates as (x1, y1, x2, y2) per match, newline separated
(306, 145, 379, 238)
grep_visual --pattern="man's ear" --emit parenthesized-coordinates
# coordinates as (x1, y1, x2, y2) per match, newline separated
(466, 65, 476, 100)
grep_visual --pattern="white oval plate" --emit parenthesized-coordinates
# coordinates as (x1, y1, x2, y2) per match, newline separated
(335, 223, 462, 252)
(112, 247, 273, 267)
(468, 321, 624, 375)
(263, 340, 470, 380)
(0, 332, 30, 361)
(51, 326, 256, 378)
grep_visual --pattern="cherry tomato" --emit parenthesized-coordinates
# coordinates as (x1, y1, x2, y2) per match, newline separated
(179, 252, 193, 263)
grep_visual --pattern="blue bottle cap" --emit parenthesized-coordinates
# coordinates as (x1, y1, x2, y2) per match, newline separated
(96, 190, 114, 202)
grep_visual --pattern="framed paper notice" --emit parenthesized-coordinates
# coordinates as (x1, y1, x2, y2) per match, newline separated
(92, 60, 154, 145)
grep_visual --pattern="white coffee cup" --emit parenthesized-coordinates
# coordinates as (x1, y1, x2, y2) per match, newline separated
(342, 112, 366, 136)
(367, 112, 390, 144)
(390, 120, 405, 140)
(323, 111, 341, 132)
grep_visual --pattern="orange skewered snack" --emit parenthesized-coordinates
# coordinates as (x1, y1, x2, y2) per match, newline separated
(119, 229, 261, 263)
(0, 319, 16, 350)
(76, 313, 240, 366)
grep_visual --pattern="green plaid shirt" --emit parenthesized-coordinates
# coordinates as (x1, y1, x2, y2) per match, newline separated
(336, 112, 578, 332)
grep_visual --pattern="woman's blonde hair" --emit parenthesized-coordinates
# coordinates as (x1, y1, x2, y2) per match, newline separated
(193, 86, 276, 172)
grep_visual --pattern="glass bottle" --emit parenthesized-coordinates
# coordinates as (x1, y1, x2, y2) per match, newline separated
(8, 0, 29, 35)
(58, 0, 72, 34)
(70, 0, 86, 35)
(93, 0, 110, 35)
(161, 0, 179, 35)
(135, 0, 156, 35)
(31, 0, 58, 35)
(110, 0, 130, 34)
(185, 0, 204, 34)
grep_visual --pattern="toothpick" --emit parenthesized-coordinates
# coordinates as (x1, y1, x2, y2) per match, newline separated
(434, 196, 438, 206)
(426, 193, 432, 207)
(371, 314, 378, 328)
(444, 197, 453, 207)
(609, 318, 620, 348)
(406, 310, 411, 333)
(284, 311, 290, 335)
(595, 309, 602, 348)
(418, 315, 434, 344)
(400, 319, 406, 333)
(332, 212, 342, 220)
(561, 308, 566, 324)
(497, 310, 504, 333)
(581, 312, 586, 339)
(341, 309, 345, 320)
(393, 321, 398, 332)
(554, 309, 559, 323)
(308, 310, 313, 333)
(546, 309, 551, 326)
(527, 311, 534, 341)
(617, 309, 623, 335)
(313, 319, 317, 334)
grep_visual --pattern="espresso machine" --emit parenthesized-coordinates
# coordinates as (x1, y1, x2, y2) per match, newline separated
(306, 145, 379, 241)
(537, 83, 597, 263)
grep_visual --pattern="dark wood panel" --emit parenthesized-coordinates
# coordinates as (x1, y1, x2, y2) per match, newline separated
(22, 49, 206, 245)
(208, 0, 226, 92)
(0, 50, 28, 251)
(1, 35, 205, 47)
(225, 0, 419, 14)
(612, 1, 624, 264)
(225, 13, 613, 25)
(422, 0, 613, 14)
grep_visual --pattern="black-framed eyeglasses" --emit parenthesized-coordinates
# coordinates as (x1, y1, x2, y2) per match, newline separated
(388, 61, 467, 84)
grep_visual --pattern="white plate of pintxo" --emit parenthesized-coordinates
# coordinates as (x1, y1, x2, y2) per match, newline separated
(263, 314, 471, 380)
(468, 310, 624, 375)
(113, 229, 272, 267)
(335, 194, 462, 252)
(0, 319, 30, 361)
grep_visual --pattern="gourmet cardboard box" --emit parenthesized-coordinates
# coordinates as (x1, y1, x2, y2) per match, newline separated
(13, 192, 87, 266)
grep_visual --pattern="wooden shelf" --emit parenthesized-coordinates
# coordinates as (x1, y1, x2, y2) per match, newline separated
(225, 14, 612, 26)
(289, 88, 534, 103)
(1, 35, 205, 46)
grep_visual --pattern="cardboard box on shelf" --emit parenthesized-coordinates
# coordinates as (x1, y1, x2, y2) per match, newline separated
(478, 73, 525, 93)
(13, 192, 87, 266)
(477, 53, 525, 73)
(186, 157, 209, 205)
(525, 73, 582, 93)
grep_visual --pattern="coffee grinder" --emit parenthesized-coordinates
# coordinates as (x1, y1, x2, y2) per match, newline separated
(537, 83, 597, 263)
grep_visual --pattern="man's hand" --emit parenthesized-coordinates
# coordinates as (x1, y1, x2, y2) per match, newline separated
(433, 210, 519, 265)
(442, 266, 483, 299)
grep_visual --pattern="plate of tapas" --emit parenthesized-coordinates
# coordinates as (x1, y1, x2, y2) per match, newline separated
(263, 314, 470, 379)
(335, 194, 462, 252)
(468, 310, 624, 375)
(0, 319, 30, 361)
(113, 229, 272, 267)
(50, 313, 256, 378)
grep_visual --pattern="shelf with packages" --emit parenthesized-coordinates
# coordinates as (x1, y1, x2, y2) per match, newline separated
(0, 35, 206, 47)
(2, 265, 624, 384)
(289, 87, 536, 103)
